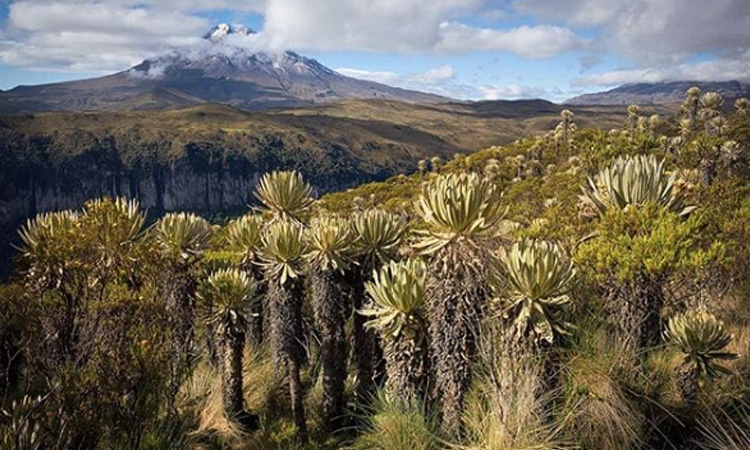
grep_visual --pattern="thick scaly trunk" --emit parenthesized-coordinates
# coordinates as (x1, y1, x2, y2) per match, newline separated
(699, 158, 716, 186)
(205, 321, 219, 367)
(311, 268, 350, 431)
(221, 327, 245, 419)
(247, 265, 266, 346)
(383, 324, 429, 403)
(427, 260, 488, 436)
(500, 326, 556, 404)
(609, 275, 664, 356)
(267, 278, 308, 442)
(349, 266, 379, 408)
(288, 356, 307, 441)
(164, 271, 197, 407)
(676, 364, 699, 410)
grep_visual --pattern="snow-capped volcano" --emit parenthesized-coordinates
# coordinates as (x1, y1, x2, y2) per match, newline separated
(130, 23, 337, 81)
(0, 25, 446, 113)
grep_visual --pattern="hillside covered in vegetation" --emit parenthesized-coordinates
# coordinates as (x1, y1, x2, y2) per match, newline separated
(1, 88, 750, 450)
(0, 98, 655, 276)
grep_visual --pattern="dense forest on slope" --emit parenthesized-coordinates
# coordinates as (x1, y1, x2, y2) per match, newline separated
(1, 89, 749, 450)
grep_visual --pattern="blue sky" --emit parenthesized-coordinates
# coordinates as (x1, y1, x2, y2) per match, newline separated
(1, 0, 748, 102)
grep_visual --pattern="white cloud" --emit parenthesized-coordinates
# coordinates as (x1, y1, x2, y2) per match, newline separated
(334, 68, 403, 85)
(8, 0, 266, 12)
(336, 65, 472, 98)
(0, 1, 208, 71)
(260, 0, 582, 56)
(436, 22, 584, 58)
(477, 84, 551, 100)
(0, 0, 584, 73)
(261, 0, 483, 52)
(337, 65, 457, 86)
(575, 52, 750, 87)
(515, 0, 750, 66)
(336, 65, 559, 101)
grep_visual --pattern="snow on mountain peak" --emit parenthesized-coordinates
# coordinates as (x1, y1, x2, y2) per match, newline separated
(127, 23, 339, 81)
(204, 23, 255, 43)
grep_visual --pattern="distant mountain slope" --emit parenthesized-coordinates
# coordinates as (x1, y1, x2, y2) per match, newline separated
(566, 80, 750, 105)
(0, 24, 446, 114)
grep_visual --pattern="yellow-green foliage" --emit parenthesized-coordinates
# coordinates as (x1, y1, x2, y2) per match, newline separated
(198, 268, 256, 334)
(10, 96, 750, 450)
(152, 212, 214, 263)
(581, 155, 695, 217)
(224, 214, 263, 266)
(350, 209, 407, 267)
(575, 204, 725, 283)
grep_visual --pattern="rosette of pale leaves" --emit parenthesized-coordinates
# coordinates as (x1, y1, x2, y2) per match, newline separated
(413, 172, 505, 255)
(720, 140, 743, 167)
(83, 197, 145, 246)
(0, 395, 44, 450)
(81, 198, 146, 268)
(152, 212, 213, 263)
(581, 155, 696, 218)
(18, 210, 79, 258)
(351, 209, 407, 267)
(225, 214, 263, 266)
(494, 239, 576, 343)
(665, 310, 736, 379)
(699, 92, 724, 120)
(306, 216, 355, 272)
(258, 221, 308, 285)
(254, 171, 314, 223)
(198, 268, 256, 334)
(17, 210, 79, 287)
(735, 97, 750, 114)
(361, 259, 427, 339)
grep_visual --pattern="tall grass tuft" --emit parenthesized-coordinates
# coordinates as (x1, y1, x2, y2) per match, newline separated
(177, 362, 247, 444)
(351, 391, 438, 450)
(242, 345, 283, 415)
(559, 314, 644, 450)
(462, 323, 572, 450)
(563, 354, 644, 450)
(695, 401, 750, 450)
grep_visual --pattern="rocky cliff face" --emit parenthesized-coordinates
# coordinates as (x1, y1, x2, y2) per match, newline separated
(0, 157, 366, 276)
(21, 160, 262, 216)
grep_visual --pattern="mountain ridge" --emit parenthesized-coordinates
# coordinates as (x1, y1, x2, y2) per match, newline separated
(0, 23, 447, 113)
(566, 80, 750, 105)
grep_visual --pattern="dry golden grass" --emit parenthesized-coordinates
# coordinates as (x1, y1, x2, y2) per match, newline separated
(461, 324, 572, 450)
(176, 362, 248, 445)
(564, 353, 645, 450)
(243, 344, 283, 413)
(172, 343, 287, 450)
